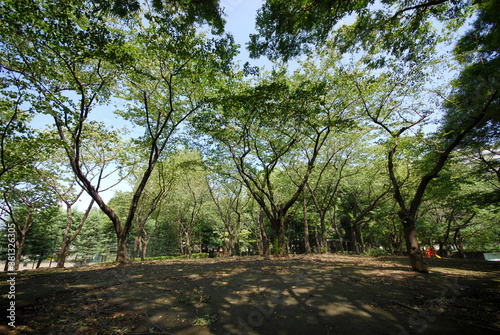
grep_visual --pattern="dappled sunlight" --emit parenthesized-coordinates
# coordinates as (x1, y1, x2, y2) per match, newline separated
(1, 254, 499, 334)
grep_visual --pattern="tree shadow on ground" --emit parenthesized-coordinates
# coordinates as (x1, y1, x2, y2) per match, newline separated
(1, 254, 499, 335)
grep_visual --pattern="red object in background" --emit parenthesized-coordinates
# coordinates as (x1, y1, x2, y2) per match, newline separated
(425, 248, 436, 258)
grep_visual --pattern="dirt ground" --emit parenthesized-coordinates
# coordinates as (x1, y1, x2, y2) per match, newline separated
(1, 254, 499, 335)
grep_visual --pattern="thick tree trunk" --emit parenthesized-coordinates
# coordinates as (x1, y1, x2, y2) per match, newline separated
(401, 215, 428, 273)
(57, 240, 70, 268)
(14, 236, 26, 271)
(278, 215, 287, 256)
(228, 234, 235, 256)
(115, 231, 129, 264)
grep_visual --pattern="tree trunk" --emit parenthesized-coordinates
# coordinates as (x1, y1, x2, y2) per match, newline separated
(185, 232, 192, 258)
(303, 189, 311, 254)
(179, 229, 184, 255)
(331, 210, 344, 252)
(454, 229, 465, 259)
(401, 214, 428, 273)
(276, 215, 287, 256)
(57, 200, 94, 268)
(141, 238, 150, 261)
(57, 240, 70, 268)
(36, 251, 45, 269)
(258, 208, 269, 257)
(14, 236, 26, 271)
(115, 230, 129, 264)
(349, 221, 360, 254)
(442, 215, 453, 257)
(320, 213, 327, 253)
(357, 222, 365, 252)
(131, 229, 141, 261)
(57, 206, 73, 268)
(228, 234, 235, 256)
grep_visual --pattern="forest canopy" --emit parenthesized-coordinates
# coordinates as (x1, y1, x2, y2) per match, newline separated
(0, 0, 498, 273)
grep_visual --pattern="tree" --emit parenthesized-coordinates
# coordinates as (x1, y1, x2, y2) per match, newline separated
(439, 0, 500, 202)
(23, 208, 61, 269)
(207, 172, 249, 256)
(35, 124, 127, 267)
(167, 150, 209, 258)
(73, 209, 116, 264)
(195, 62, 354, 255)
(249, 0, 473, 64)
(129, 158, 177, 261)
(292, 129, 365, 253)
(0, 0, 236, 263)
(356, 55, 497, 272)
(0, 76, 39, 180)
(337, 168, 391, 254)
(0, 170, 59, 270)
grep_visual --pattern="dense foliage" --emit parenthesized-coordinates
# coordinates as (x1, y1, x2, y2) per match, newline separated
(0, 0, 498, 271)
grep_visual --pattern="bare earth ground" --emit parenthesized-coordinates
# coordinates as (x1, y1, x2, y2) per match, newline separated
(1, 254, 499, 335)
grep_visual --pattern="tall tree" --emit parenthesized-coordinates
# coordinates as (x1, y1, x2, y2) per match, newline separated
(0, 0, 236, 263)
(207, 173, 248, 256)
(168, 151, 209, 258)
(129, 159, 176, 261)
(36, 124, 128, 267)
(194, 60, 355, 255)
(0, 170, 59, 270)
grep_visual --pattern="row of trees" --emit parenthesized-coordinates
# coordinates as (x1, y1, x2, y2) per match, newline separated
(2, 145, 498, 269)
(1, 0, 499, 273)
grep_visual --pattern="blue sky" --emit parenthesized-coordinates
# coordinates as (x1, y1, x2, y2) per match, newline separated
(31, 1, 467, 210)
(31, 0, 267, 130)
(38, 1, 270, 210)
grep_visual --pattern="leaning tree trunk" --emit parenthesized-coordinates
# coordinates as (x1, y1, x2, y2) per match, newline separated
(58, 241, 70, 267)
(36, 251, 45, 269)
